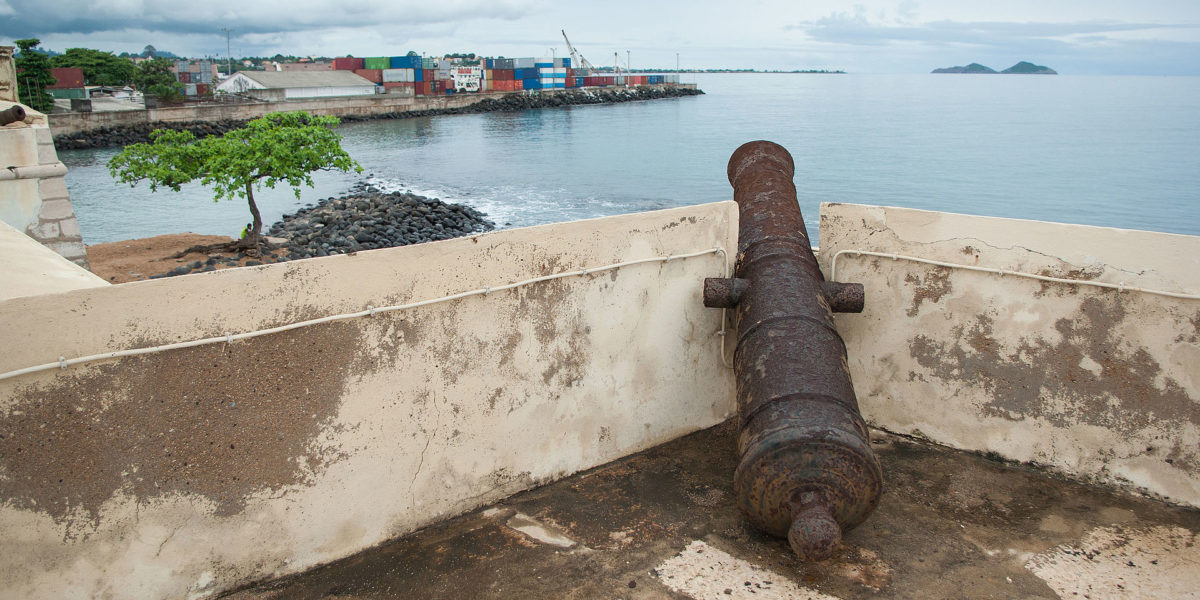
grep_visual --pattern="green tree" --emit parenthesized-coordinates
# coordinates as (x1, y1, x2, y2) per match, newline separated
(108, 111, 362, 253)
(51, 48, 135, 86)
(14, 38, 56, 113)
(132, 58, 183, 102)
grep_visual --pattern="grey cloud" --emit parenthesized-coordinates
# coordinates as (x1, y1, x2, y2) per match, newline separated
(789, 15, 1199, 49)
(0, 0, 542, 39)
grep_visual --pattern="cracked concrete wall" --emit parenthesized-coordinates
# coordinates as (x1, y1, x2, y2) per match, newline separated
(0, 100, 90, 269)
(0, 203, 738, 600)
(819, 202, 1200, 508)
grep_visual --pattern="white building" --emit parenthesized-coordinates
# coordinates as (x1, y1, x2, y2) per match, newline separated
(215, 71, 376, 101)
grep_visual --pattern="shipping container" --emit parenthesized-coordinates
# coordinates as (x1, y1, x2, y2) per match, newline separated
(184, 83, 198, 96)
(178, 71, 191, 83)
(364, 57, 389, 70)
(382, 68, 414, 83)
(196, 83, 211, 95)
(513, 79, 523, 91)
(354, 69, 383, 83)
(513, 57, 534, 69)
(391, 55, 421, 69)
(332, 57, 364, 71)
(422, 57, 437, 69)
(523, 79, 541, 90)
(414, 68, 424, 82)
(495, 58, 514, 70)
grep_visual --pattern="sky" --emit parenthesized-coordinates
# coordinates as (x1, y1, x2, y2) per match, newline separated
(4, 0, 1199, 74)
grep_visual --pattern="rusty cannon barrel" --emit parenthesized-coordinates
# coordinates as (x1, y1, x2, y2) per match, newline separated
(0, 105, 26, 126)
(704, 140, 882, 561)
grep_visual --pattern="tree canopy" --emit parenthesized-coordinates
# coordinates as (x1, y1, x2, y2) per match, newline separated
(51, 48, 135, 86)
(108, 111, 362, 252)
(132, 58, 183, 102)
(14, 38, 56, 113)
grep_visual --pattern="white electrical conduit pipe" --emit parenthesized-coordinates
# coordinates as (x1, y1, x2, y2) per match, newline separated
(829, 250, 1200, 301)
(0, 247, 730, 382)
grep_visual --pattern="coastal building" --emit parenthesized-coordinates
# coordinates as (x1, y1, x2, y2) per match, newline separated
(46, 67, 85, 99)
(276, 61, 333, 72)
(215, 70, 376, 101)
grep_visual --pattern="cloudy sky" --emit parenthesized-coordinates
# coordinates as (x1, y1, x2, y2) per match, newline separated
(4, 0, 1199, 74)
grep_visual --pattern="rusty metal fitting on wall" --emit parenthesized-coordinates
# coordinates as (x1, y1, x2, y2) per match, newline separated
(709, 140, 882, 561)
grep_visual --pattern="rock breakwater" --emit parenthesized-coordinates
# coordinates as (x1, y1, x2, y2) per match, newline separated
(148, 184, 494, 278)
(267, 183, 495, 259)
(55, 86, 704, 150)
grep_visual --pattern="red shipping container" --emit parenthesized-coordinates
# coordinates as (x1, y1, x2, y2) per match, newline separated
(196, 83, 211, 95)
(178, 71, 191, 83)
(333, 57, 364, 71)
(48, 67, 85, 88)
(514, 79, 523, 91)
(354, 69, 383, 83)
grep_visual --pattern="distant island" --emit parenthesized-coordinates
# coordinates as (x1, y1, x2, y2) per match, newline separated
(932, 61, 1057, 74)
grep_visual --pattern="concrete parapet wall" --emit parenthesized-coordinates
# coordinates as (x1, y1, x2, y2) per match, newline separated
(819, 203, 1200, 507)
(0, 203, 737, 599)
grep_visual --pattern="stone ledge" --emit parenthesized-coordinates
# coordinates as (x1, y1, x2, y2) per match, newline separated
(37, 197, 76, 220)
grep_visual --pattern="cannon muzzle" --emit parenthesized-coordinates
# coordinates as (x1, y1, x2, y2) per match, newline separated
(0, 105, 26, 126)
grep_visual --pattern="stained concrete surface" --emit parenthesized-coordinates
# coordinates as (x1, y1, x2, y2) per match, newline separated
(221, 420, 1200, 599)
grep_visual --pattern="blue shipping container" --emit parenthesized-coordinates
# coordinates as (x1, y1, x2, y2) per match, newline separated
(486, 59, 494, 69)
(415, 68, 424, 82)
(534, 62, 552, 68)
(563, 58, 572, 68)
(523, 79, 541, 90)
(390, 55, 420, 69)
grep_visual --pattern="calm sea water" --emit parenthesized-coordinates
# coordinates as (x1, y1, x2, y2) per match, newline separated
(61, 73, 1200, 245)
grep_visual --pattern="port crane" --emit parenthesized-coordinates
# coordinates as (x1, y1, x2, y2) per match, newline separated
(561, 30, 597, 74)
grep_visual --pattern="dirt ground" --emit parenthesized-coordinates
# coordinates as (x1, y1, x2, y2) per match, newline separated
(86, 233, 288, 283)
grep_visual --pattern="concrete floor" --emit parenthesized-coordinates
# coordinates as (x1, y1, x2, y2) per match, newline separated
(221, 420, 1200, 599)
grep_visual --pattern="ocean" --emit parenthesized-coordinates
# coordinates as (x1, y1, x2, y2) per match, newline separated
(59, 73, 1200, 245)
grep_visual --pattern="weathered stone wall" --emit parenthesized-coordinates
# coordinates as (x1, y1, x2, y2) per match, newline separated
(819, 202, 1200, 508)
(0, 202, 737, 600)
(0, 101, 90, 268)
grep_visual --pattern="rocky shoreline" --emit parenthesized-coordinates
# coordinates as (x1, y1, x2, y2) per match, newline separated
(267, 183, 495, 258)
(148, 184, 495, 278)
(54, 87, 704, 150)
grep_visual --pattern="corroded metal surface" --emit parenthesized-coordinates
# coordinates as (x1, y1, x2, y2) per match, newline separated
(722, 140, 882, 561)
(0, 104, 25, 126)
(702, 277, 749, 309)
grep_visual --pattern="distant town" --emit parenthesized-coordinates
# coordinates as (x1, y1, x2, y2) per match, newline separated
(12, 39, 841, 115)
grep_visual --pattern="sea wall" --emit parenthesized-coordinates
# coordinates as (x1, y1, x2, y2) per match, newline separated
(819, 203, 1200, 507)
(0, 202, 737, 600)
(49, 85, 702, 146)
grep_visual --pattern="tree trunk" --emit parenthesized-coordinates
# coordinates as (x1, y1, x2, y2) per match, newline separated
(241, 182, 263, 254)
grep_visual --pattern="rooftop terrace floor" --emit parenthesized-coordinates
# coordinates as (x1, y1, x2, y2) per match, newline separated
(222, 420, 1200, 599)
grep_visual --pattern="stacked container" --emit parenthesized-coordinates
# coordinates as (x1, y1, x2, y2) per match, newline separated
(333, 57, 364, 71)
(364, 57, 390, 70)
(354, 69, 383, 83)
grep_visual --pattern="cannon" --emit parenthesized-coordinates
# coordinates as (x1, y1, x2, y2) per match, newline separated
(0, 104, 26, 126)
(704, 141, 882, 561)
